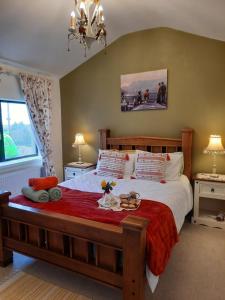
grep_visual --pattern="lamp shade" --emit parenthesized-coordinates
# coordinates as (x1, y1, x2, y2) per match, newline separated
(72, 133, 86, 147)
(204, 135, 225, 154)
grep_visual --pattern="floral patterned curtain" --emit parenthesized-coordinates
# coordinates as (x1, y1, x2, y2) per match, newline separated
(19, 73, 56, 176)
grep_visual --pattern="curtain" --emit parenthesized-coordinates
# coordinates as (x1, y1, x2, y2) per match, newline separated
(19, 73, 56, 176)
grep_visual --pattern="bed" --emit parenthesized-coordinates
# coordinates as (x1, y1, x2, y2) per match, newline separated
(0, 128, 193, 300)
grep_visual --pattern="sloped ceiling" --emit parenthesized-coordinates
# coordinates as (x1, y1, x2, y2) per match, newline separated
(0, 0, 225, 78)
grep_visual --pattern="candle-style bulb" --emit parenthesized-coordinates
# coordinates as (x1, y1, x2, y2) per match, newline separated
(70, 11, 76, 29)
(80, 1, 85, 10)
(98, 5, 103, 12)
(80, 1, 86, 18)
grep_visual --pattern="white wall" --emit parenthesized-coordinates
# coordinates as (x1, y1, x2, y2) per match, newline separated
(0, 61, 63, 181)
(0, 74, 24, 100)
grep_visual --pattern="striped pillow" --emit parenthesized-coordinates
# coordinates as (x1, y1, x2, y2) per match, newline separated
(97, 149, 135, 177)
(135, 153, 166, 181)
(97, 151, 126, 178)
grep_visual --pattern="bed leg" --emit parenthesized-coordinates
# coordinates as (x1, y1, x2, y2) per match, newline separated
(0, 248, 13, 267)
(122, 216, 149, 300)
(0, 191, 13, 267)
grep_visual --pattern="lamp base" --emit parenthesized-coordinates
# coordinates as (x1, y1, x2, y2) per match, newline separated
(212, 154, 217, 174)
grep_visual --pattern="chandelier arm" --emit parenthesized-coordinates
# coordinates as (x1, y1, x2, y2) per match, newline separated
(91, 3, 100, 23)
(67, 34, 71, 51)
(68, 32, 77, 41)
(91, 15, 96, 26)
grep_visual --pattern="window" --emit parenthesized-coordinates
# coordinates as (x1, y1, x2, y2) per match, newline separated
(0, 99, 38, 162)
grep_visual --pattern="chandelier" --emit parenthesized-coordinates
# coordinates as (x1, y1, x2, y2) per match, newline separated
(68, 0, 107, 56)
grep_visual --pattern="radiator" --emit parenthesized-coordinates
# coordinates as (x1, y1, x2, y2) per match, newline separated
(0, 165, 41, 197)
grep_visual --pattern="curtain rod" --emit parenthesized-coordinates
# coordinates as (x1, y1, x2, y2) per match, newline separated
(0, 64, 52, 81)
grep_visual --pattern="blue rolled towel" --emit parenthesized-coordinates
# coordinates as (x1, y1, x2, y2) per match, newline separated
(48, 187, 62, 201)
(21, 187, 49, 203)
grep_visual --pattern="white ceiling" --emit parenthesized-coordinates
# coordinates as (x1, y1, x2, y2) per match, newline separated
(0, 0, 225, 78)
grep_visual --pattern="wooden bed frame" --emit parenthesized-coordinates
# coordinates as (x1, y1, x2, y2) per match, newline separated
(0, 128, 193, 300)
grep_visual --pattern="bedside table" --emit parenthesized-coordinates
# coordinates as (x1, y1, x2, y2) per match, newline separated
(192, 173, 225, 229)
(64, 162, 96, 180)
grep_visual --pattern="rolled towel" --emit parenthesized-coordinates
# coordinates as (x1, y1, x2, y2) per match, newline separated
(48, 187, 62, 201)
(22, 187, 49, 203)
(28, 176, 58, 191)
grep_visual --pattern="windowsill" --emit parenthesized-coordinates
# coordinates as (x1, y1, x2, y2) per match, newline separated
(0, 156, 42, 174)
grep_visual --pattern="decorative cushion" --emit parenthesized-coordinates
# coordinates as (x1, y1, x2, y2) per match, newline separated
(97, 151, 127, 178)
(135, 152, 167, 181)
(97, 150, 135, 177)
(135, 150, 184, 181)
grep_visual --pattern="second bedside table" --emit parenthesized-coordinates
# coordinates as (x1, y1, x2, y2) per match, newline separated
(64, 162, 96, 181)
(192, 173, 225, 229)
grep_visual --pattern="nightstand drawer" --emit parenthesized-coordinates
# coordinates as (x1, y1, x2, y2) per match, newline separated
(65, 167, 84, 177)
(64, 164, 96, 181)
(199, 182, 225, 199)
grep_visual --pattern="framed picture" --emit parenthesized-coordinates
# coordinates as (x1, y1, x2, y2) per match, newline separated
(120, 69, 167, 112)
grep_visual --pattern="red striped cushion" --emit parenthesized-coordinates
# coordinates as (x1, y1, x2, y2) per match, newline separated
(97, 151, 126, 178)
(135, 153, 166, 181)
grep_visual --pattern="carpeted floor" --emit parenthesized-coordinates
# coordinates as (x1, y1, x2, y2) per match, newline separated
(150, 223, 225, 300)
(0, 222, 225, 300)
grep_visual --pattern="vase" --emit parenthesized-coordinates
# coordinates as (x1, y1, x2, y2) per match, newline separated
(102, 192, 111, 206)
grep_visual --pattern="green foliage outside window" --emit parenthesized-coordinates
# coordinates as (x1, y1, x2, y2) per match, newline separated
(3, 133, 18, 159)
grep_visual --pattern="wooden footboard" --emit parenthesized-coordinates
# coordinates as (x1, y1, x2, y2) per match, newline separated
(0, 191, 148, 300)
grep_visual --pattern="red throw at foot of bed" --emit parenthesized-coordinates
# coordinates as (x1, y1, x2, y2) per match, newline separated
(11, 187, 178, 276)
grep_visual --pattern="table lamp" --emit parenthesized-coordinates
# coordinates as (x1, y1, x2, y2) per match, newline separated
(72, 133, 86, 164)
(204, 135, 225, 174)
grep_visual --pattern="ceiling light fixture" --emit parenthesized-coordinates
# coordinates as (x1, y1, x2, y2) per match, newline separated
(68, 0, 107, 56)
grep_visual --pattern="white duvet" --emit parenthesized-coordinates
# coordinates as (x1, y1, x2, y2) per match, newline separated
(59, 171, 193, 292)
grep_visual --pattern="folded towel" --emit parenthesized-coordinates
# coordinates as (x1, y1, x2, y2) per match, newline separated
(48, 187, 62, 201)
(28, 176, 58, 191)
(22, 187, 49, 203)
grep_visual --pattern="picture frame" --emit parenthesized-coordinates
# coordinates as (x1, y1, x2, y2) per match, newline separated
(121, 69, 168, 112)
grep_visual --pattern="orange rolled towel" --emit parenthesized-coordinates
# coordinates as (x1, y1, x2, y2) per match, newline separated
(28, 176, 58, 191)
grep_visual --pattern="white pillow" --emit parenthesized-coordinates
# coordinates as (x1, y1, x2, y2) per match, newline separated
(165, 152, 184, 181)
(97, 150, 135, 178)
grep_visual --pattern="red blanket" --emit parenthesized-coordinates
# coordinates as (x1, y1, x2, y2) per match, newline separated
(10, 187, 178, 276)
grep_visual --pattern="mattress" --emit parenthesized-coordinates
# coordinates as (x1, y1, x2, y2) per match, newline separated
(59, 170, 193, 292)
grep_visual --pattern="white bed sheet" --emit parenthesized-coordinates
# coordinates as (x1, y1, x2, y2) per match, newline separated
(59, 171, 193, 292)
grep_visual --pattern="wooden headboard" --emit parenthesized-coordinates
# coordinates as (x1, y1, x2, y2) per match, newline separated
(99, 128, 193, 180)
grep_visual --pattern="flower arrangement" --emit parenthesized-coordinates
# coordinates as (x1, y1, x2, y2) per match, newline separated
(101, 180, 116, 194)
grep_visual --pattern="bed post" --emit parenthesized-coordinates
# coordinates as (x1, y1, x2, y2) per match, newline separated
(99, 129, 110, 150)
(121, 216, 149, 300)
(182, 128, 193, 180)
(0, 191, 13, 267)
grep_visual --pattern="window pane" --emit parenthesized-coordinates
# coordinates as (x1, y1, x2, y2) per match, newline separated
(1, 102, 37, 160)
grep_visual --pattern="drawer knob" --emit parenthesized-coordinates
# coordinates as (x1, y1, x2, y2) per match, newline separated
(211, 188, 215, 193)
(73, 172, 76, 176)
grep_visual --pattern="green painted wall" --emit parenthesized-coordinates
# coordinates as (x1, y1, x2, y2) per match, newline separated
(60, 27, 225, 174)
